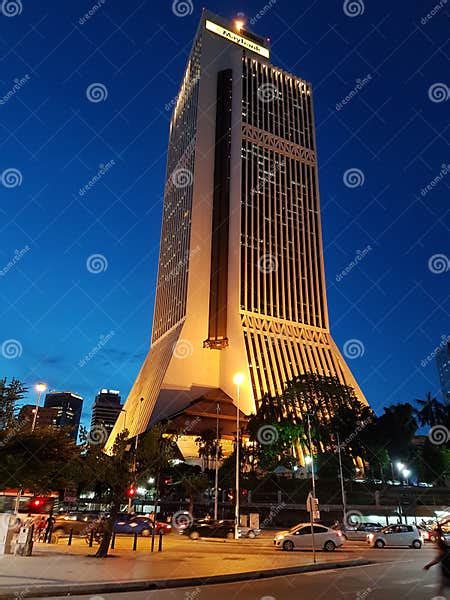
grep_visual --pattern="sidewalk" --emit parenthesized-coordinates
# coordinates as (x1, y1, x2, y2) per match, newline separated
(0, 536, 371, 598)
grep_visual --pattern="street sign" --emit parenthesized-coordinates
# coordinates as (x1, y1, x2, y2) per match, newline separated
(306, 492, 319, 514)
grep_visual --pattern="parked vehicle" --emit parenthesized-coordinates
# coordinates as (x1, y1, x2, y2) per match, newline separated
(367, 524, 423, 548)
(114, 515, 171, 536)
(238, 525, 261, 539)
(183, 519, 235, 540)
(344, 522, 383, 541)
(274, 523, 344, 552)
(51, 513, 97, 540)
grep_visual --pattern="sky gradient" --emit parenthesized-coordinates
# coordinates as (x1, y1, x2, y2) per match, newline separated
(0, 0, 449, 431)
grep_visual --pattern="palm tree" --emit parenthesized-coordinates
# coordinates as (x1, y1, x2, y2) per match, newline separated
(195, 429, 222, 471)
(415, 392, 446, 427)
(180, 473, 209, 516)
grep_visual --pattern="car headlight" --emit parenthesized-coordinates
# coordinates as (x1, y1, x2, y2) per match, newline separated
(368, 534, 374, 540)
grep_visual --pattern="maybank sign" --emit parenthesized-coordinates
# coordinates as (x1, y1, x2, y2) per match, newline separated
(205, 20, 270, 59)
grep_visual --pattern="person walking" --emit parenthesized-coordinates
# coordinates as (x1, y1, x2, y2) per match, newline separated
(424, 525, 450, 597)
(44, 514, 55, 543)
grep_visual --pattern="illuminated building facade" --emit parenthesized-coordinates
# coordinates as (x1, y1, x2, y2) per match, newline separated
(106, 11, 368, 454)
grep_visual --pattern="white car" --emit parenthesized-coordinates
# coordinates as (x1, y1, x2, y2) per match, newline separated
(367, 524, 423, 549)
(274, 523, 344, 552)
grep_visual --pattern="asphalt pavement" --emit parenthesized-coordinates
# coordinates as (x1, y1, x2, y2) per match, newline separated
(50, 548, 444, 600)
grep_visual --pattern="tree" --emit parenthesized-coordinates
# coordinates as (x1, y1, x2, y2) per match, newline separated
(180, 472, 209, 516)
(0, 377, 27, 431)
(415, 393, 446, 427)
(280, 372, 366, 452)
(195, 429, 222, 471)
(317, 451, 355, 480)
(74, 430, 132, 557)
(247, 413, 303, 471)
(74, 424, 176, 558)
(412, 440, 450, 485)
(0, 426, 79, 493)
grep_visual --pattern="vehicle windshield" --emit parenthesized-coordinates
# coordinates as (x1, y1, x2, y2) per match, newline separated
(289, 523, 305, 533)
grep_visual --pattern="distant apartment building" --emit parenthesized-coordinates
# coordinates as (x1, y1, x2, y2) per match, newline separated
(90, 389, 122, 436)
(43, 392, 83, 440)
(18, 405, 59, 430)
(436, 341, 450, 402)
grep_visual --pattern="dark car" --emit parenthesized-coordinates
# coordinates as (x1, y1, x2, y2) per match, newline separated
(183, 519, 235, 540)
(114, 515, 172, 536)
(51, 513, 97, 540)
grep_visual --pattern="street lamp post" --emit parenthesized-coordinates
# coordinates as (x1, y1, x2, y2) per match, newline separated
(31, 383, 47, 432)
(213, 402, 220, 521)
(336, 431, 347, 524)
(128, 397, 144, 514)
(233, 373, 244, 541)
(120, 408, 127, 432)
(306, 413, 317, 564)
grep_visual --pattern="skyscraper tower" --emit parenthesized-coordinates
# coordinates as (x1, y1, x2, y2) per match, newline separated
(106, 11, 368, 451)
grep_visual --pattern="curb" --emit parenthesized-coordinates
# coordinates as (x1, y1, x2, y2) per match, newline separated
(0, 558, 371, 598)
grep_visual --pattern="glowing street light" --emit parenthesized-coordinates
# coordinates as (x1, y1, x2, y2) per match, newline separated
(233, 372, 244, 540)
(234, 19, 245, 31)
(396, 461, 404, 471)
(31, 382, 47, 432)
(402, 468, 411, 485)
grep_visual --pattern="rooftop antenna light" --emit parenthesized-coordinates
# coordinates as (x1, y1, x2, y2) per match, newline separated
(234, 16, 246, 31)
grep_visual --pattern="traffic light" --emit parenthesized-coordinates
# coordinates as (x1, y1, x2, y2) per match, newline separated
(29, 497, 44, 511)
(126, 485, 136, 498)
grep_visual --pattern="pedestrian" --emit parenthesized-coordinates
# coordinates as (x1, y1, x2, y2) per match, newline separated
(44, 514, 55, 543)
(424, 525, 450, 597)
(35, 516, 46, 541)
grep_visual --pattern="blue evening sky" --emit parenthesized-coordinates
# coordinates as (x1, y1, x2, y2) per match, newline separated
(0, 0, 448, 431)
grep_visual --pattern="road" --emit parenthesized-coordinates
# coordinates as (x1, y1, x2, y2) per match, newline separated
(53, 546, 444, 600)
